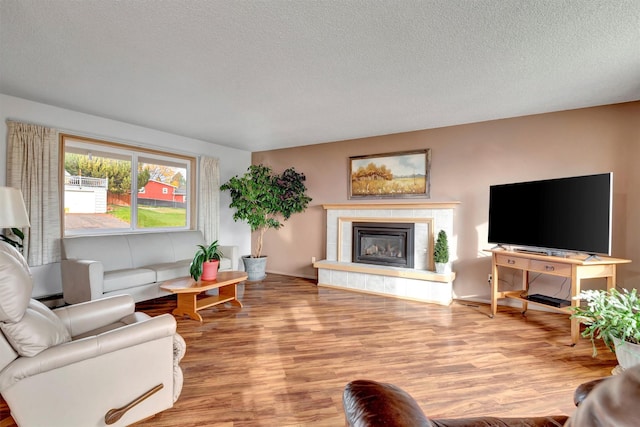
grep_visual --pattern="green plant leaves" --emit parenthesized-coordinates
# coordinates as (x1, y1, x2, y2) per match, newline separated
(220, 164, 312, 258)
(571, 288, 640, 357)
(189, 240, 223, 281)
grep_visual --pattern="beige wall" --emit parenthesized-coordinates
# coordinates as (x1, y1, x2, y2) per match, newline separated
(253, 101, 640, 302)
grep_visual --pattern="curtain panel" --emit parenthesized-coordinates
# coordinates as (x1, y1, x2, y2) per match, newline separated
(6, 120, 61, 266)
(198, 156, 219, 244)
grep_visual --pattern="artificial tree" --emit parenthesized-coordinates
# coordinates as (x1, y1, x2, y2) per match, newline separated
(220, 164, 311, 278)
(434, 230, 449, 273)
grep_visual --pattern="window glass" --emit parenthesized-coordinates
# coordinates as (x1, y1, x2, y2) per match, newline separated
(62, 135, 194, 235)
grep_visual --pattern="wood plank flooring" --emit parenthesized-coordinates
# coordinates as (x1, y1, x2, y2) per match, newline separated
(1, 274, 617, 426)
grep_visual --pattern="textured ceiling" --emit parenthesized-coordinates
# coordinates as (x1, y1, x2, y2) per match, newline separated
(1, 0, 639, 152)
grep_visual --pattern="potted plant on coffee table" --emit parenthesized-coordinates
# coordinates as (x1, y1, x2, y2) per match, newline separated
(189, 240, 224, 282)
(220, 164, 312, 281)
(571, 288, 640, 370)
(434, 230, 450, 274)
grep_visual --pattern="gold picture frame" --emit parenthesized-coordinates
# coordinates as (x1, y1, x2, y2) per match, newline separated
(349, 149, 431, 199)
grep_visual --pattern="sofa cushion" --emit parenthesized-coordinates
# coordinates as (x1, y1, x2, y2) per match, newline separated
(1, 299, 71, 357)
(0, 250, 32, 323)
(103, 268, 157, 293)
(148, 260, 191, 282)
(62, 235, 133, 272)
(128, 233, 175, 268)
(167, 230, 205, 261)
(219, 257, 232, 271)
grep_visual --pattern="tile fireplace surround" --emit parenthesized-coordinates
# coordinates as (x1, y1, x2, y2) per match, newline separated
(314, 203, 458, 305)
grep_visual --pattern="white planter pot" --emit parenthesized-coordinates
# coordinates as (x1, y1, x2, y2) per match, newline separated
(612, 336, 640, 370)
(435, 262, 450, 274)
(242, 255, 267, 281)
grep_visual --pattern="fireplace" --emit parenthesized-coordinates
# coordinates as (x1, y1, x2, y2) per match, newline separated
(352, 222, 415, 268)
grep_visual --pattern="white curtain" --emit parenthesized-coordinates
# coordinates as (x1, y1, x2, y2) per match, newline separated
(198, 156, 219, 243)
(6, 120, 61, 266)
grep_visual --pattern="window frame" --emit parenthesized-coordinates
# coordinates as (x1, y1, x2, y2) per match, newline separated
(60, 134, 197, 236)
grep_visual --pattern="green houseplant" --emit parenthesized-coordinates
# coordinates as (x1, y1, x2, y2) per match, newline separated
(220, 164, 312, 281)
(189, 240, 224, 281)
(571, 288, 640, 369)
(434, 230, 450, 274)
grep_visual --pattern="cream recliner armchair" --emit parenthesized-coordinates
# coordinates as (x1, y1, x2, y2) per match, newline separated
(0, 244, 186, 427)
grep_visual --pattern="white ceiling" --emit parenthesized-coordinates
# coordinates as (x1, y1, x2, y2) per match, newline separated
(1, 1, 639, 152)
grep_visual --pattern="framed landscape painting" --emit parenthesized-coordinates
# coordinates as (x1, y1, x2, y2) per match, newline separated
(349, 149, 431, 199)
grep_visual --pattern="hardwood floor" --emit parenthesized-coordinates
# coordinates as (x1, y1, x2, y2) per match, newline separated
(1, 274, 617, 426)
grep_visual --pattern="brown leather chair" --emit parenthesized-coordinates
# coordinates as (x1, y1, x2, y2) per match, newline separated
(343, 364, 640, 427)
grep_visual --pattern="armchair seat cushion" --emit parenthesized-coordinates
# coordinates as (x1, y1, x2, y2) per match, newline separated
(104, 268, 156, 292)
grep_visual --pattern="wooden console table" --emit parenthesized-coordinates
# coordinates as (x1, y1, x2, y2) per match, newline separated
(488, 249, 631, 344)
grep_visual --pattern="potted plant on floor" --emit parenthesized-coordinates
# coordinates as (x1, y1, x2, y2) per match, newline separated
(571, 288, 640, 369)
(220, 164, 312, 281)
(190, 240, 224, 281)
(434, 230, 450, 274)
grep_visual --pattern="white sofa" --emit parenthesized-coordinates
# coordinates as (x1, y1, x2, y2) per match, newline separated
(61, 230, 239, 304)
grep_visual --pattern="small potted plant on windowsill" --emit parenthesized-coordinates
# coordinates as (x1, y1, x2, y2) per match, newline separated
(434, 230, 450, 274)
(571, 288, 640, 370)
(189, 240, 224, 282)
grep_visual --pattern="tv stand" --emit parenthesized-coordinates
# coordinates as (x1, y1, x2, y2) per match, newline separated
(487, 249, 631, 344)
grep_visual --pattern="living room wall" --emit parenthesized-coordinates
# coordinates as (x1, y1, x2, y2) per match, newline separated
(253, 101, 640, 302)
(0, 94, 253, 297)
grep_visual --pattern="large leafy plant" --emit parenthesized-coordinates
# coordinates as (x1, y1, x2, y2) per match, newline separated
(571, 288, 640, 356)
(220, 164, 311, 258)
(189, 240, 223, 281)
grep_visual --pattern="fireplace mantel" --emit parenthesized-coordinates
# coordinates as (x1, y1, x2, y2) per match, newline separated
(314, 202, 459, 305)
(322, 202, 460, 210)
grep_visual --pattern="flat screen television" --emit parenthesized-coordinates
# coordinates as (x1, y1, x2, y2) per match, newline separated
(488, 173, 612, 256)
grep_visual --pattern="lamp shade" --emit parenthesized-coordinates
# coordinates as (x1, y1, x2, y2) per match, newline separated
(0, 187, 30, 228)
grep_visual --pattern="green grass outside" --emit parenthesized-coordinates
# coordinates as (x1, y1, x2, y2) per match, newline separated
(109, 205, 187, 228)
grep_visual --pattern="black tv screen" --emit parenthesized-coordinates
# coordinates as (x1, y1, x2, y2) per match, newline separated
(488, 173, 612, 255)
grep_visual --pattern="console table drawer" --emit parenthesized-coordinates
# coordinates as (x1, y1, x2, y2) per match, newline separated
(495, 254, 529, 269)
(529, 260, 572, 276)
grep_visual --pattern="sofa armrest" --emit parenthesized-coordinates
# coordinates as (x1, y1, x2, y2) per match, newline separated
(61, 259, 104, 304)
(219, 245, 239, 270)
(0, 313, 176, 391)
(54, 294, 135, 337)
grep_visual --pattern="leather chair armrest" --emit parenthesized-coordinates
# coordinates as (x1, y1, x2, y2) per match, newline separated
(343, 380, 569, 427)
(54, 294, 135, 337)
(61, 259, 104, 304)
(343, 379, 431, 427)
(219, 245, 239, 271)
(0, 313, 177, 391)
(573, 377, 608, 406)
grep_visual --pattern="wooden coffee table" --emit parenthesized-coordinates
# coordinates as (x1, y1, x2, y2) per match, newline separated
(160, 271, 248, 322)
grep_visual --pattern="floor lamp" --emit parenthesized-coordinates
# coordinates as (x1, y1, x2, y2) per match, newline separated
(0, 186, 31, 251)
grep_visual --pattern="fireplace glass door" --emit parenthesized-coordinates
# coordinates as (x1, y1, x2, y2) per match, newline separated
(352, 222, 414, 268)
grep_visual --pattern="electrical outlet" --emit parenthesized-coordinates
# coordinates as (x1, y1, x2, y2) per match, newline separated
(311, 256, 316, 263)
(487, 274, 492, 283)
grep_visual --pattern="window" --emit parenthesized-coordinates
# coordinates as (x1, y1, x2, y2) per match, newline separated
(62, 134, 196, 235)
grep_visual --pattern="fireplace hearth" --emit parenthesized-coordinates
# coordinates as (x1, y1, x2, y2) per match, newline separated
(352, 222, 415, 268)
